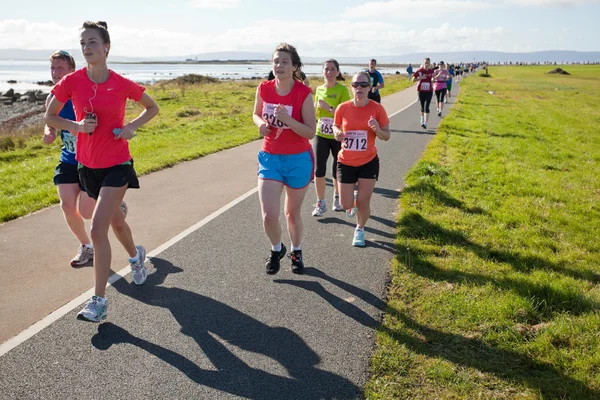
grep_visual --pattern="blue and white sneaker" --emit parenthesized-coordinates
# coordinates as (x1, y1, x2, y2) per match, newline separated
(352, 228, 365, 247)
(77, 295, 107, 322)
(130, 245, 148, 285)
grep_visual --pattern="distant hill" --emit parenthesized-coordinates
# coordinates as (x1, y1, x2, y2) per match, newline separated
(1, 48, 598, 64)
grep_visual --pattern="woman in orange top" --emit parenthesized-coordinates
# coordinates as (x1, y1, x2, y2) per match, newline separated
(333, 71, 390, 246)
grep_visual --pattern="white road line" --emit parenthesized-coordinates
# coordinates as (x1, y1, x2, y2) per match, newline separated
(388, 99, 418, 119)
(0, 186, 258, 357)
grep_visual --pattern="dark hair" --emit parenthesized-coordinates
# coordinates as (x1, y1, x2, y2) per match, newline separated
(323, 59, 345, 81)
(273, 43, 304, 82)
(49, 50, 76, 70)
(370, 59, 377, 63)
(81, 21, 111, 46)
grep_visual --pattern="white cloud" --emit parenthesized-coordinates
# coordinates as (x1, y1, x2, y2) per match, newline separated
(342, 0, 496, 19)
(0, 20, 78, 50)
(504, 0, 597, 6)
(188, 0, 239, 9)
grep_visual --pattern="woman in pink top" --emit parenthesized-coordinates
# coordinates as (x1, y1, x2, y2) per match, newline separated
(432, 61, 450, 117)
(45, 21, 159, 323)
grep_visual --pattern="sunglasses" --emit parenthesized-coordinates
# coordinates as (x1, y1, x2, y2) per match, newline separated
(351, 82, 370, 88)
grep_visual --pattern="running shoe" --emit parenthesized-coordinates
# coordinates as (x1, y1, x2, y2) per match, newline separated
(311, 199, 327, 217)
(289, 249, 304, 274)
(332, 195, 343, 212)
(438, 110, 442, 117)
(420, 116, 424, 126)
(120, 200, 128, 219)
(422, 122, 427, 129)
(352, 228, 366, 247)
(266, 243, 286, 275)
(71, 244, 94, 267)
(77, 295, 107, 322)
(130, 245, 148, 285)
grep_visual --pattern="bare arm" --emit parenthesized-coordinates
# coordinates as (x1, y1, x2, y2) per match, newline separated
(367, 117, 391, 141)
(252, 87, 271, 137)
(45, 96, 94, 134)
(115, 93, 160, 140)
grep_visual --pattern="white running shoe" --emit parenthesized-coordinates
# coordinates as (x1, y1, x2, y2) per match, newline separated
(346, 190, 357, 218)
(311, 199, 327, 217)
(332, 195, 343, 212)
(130, 245, 148, 285)
(77, 296, 107, 322)
(71, 245, 94, 267)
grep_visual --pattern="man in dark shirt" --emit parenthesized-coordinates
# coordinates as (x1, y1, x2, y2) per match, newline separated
(367, 59, 384, 103)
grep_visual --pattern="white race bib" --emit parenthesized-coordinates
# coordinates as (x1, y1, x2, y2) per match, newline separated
(262, 103, 293, 129)
(62, 131, 77, 154)
(421, 82, 431, 91)
(319, 117, 334, 135)
(343, 130, 368, 152)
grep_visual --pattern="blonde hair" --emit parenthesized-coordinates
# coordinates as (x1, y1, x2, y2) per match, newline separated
(353, 71, 372, 87)
(49, 50, 76, 70)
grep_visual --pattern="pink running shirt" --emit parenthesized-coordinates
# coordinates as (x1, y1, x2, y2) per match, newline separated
(52, 68, 145, 168)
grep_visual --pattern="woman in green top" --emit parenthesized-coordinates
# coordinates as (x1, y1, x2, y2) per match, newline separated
(311, 59, 351, 217)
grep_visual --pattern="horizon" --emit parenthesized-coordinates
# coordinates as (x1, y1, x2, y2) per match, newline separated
(2, 0, 600, 59)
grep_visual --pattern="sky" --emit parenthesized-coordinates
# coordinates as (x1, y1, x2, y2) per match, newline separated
(2, 0, 599, 58)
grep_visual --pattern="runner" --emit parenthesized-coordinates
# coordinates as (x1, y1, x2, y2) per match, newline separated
(45, 21, 160, 322)
(311, 59, 351, 217)
(432, 61, 450, 117)
(412, 57, 434, 129)
(333, 71, 390, 247)
(446, 64, 455, 101)
(366, 59, 384, 103)
(43, 50, 127, 267)
(253, 43, 315, 274)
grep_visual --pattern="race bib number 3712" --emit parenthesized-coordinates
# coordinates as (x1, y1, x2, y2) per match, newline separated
(343, 130, 368, 151)
(262, 103, 293, 129)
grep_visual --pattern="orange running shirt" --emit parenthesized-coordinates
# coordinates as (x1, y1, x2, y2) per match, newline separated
(334, 100, 389, 167)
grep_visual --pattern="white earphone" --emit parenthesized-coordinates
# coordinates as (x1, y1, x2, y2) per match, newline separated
(105, 48, 108, 54)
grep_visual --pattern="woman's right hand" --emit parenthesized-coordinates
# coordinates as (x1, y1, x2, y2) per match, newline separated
(318, 99, 330, 111)
(259, 119, 271, 137)
(42, 126, 57, 144)
(78, 117, 97, 134)
(333, 126, 344, 142)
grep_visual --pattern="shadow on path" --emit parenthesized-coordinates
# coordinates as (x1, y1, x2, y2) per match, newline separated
(95, 258, 361, 400)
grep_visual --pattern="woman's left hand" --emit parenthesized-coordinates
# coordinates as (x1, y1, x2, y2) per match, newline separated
(114, 124, 136, 140)
(367, 116, 380, 132)
(274, 104, 291, 125)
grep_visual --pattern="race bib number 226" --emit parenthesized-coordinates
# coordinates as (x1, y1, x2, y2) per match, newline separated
(262, 103, 293, 129)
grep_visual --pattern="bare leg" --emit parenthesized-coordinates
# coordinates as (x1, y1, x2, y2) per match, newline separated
(258, 179, 284, 246)
(284, 185, 309, 247)
(356, 179, 377, 229)
(90, 185, 128, 298)
(58, 183, 91, 245)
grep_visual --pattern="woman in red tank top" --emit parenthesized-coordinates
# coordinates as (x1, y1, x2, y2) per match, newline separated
(252, 43, 316, 275)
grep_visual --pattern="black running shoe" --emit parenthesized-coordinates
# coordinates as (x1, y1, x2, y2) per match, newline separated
(266, 243, 286, 275)
(289, 249, 304, 274)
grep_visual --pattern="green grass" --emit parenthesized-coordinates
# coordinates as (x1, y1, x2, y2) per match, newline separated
(0, 74, 412, 222)
(366, 65, 600, 399)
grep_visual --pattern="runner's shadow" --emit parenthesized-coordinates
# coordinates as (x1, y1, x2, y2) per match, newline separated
(390, 129, 435, 135)
(101, 258, 360, 399)
(372, 187, 401, 199)
(318, 217, 394, 239)
(385, 307, 600, 399)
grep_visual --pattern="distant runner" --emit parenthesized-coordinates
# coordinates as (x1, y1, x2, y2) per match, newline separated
(366, 59, 384, 103)
(412, 58, 434, 129)
(432, 61, 450, 117)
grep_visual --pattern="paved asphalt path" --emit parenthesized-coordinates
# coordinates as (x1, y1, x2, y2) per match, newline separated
(0, 84, 459, 399)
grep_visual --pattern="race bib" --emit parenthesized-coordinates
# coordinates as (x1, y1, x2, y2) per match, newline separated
(343, 130, 368, 152)
(62, 131, 76, 154)
(421, 82, 431, 91)
(319, 117, 334, 135)
(262, 103, 293, 129)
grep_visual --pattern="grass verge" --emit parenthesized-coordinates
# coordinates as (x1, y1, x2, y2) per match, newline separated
(0, 74, 412, 222)
(366, 65, 600, 399)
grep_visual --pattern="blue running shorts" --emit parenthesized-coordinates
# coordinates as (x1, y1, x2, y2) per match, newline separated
(257, 149, 314, 189)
